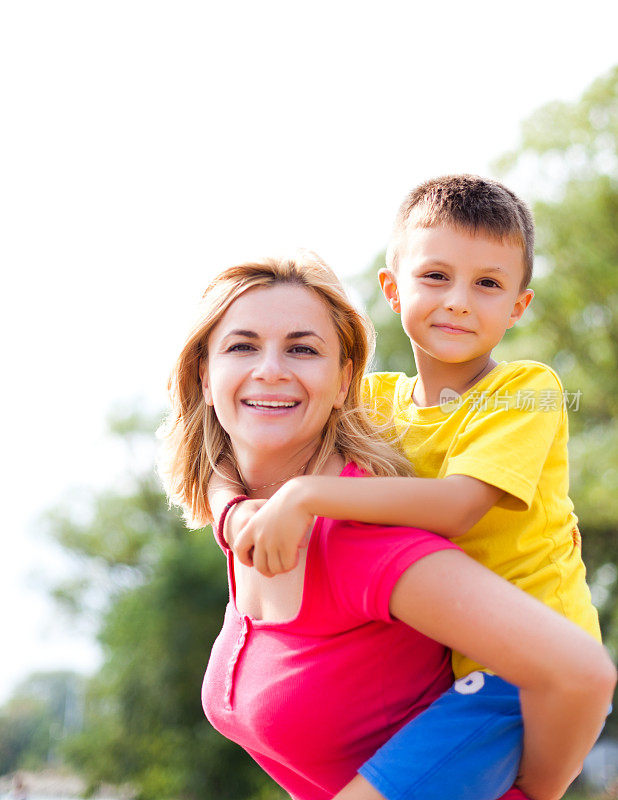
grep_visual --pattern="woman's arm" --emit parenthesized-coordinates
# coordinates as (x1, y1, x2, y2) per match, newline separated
(387, 549, 615, 800)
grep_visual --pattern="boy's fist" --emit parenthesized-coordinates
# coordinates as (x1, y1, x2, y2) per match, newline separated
(234, 480, 315, 577)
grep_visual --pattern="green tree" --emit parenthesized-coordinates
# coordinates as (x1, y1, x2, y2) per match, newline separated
(0, 671, 84, 773)
(352, 253, 411, 372)
(0, 695, 50, 774)
(47, 416, 284, 800)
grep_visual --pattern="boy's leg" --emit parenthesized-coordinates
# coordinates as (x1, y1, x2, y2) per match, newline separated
(358, 672, 523, 800)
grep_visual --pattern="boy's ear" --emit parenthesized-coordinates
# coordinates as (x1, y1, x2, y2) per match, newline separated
(199, 360, 214, 406)
(333, 358, 353, 410)
(507, 288, 534, 328)
(378, 268, 401, 313)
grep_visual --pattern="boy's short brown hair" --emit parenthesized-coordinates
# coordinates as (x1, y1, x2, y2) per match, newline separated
(386, 175, 535, 288)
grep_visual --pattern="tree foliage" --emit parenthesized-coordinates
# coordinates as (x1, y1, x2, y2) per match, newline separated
(0, 671, 84, 774)
(45, 420, 285, 800)
(353, 253, 411, 373)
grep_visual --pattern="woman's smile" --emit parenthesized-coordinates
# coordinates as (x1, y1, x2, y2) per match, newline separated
(201, 283, 352, 486)
(241, 396, 302, 412)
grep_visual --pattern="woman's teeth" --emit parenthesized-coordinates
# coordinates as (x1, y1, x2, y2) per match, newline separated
(244, 400, 298, 408)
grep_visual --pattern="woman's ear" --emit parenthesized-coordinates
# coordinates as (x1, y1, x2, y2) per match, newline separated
(199, 360, 214, 406)
(334, 359, 353, 409)
(378, 268, 401, 313)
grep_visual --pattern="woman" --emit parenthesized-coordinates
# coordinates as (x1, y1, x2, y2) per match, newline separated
(159, 252, 614, 800)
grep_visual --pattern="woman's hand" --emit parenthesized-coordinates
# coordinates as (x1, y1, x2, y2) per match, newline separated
(234, 478, 315, 577)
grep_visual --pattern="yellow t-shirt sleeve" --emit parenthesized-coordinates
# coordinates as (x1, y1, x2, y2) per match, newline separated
(444, 364, 565, 510)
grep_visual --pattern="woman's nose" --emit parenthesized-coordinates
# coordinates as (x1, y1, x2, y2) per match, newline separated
(252, 349, 290, 382)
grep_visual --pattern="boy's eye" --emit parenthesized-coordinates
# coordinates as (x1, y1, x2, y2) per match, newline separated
(478, 278, 500, 288)
(424, 272, 447, 281)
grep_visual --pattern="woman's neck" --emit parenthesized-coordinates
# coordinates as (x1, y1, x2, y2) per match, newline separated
(234, 440, 321, 499)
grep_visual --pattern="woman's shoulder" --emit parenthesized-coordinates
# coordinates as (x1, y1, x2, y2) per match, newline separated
(315, 514, 457, 624)
(339, 460, 366, 477)
(314, 472, 459, 614)
(316, 456, 369, 479)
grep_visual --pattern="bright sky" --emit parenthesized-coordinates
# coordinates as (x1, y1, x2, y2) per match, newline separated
(2, 0, 617, 703)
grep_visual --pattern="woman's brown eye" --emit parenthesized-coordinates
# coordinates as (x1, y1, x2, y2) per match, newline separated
(228, 343, 255, 352)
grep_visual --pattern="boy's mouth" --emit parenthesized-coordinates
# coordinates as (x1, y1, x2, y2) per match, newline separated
(432, 323, 474, 334)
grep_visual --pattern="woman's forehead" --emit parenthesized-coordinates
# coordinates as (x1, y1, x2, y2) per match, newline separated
(215, 283, 336, 337)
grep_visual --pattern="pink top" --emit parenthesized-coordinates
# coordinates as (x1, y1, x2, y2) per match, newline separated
(203, 463, 526, 800)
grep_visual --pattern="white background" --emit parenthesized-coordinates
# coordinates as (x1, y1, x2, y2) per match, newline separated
(2, 0, 617, 702)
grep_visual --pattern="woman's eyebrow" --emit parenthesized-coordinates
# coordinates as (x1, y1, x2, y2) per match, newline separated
(221, 329, 326, 343)
(286, 330, 325, 343)
(223, 329, 259, 339)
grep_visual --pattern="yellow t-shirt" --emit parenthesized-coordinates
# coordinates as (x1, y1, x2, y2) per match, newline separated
(363, 360, 601, 678)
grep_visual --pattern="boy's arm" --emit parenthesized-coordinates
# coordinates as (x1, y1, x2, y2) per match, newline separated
(235, 473, 503, 576)
(237, 364, 568, 576)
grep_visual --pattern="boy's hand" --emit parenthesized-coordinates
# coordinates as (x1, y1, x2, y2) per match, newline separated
(234, 480, 314, 577)
(223, 498, 266, 549)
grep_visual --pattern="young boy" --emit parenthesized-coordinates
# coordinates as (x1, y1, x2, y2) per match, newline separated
(212, 176, 604, 800)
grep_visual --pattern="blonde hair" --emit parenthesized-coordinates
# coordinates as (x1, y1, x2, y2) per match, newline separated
(158, 251, 412, 528)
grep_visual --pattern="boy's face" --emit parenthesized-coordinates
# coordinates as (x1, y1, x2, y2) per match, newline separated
(380, 225, 533, 367)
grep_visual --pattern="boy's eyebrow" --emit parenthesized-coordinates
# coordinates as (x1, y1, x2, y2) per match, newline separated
(417, 259, 451, 268)
(222, 329, 326, 343)
(417, 260, 508, 274)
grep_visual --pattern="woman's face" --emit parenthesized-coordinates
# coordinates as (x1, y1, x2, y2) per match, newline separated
(201, 283, 352, 463)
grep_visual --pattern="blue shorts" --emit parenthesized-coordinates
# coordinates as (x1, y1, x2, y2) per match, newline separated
(359, 672, 523, 800)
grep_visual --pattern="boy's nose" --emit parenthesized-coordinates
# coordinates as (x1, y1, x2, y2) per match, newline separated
(445, 285, 471, 314)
